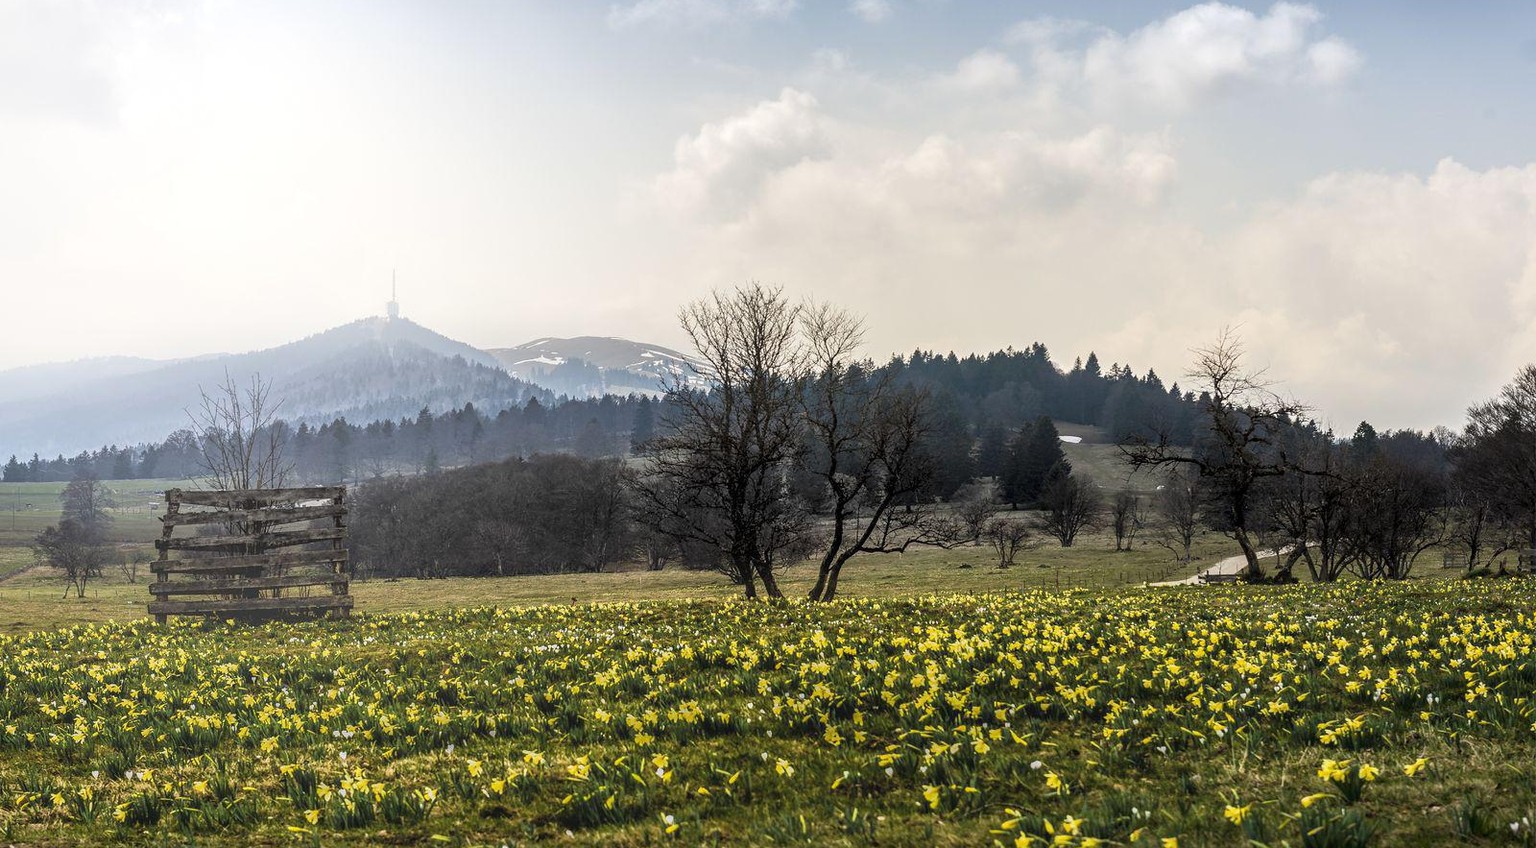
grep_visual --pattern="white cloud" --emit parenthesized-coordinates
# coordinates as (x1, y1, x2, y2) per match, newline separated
(607, 0, 796, 29)
(1207, 159, 1536, 428)
(849, 0, 891, 24)
(938, 49, 1022, 93)
(643, 82, 1536, 429)
(652, 87, 829, 217)
(1016, 2, 1361, 113)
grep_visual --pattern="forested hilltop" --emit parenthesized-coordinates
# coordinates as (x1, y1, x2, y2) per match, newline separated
(3, 343, 1198, 487)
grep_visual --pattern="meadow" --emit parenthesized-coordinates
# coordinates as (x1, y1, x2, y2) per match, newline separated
(2, 576, 1534, 846)
(0, 530, 1236, 635)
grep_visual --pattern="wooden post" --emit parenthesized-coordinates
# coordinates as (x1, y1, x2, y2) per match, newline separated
(155, 491, 177, 625)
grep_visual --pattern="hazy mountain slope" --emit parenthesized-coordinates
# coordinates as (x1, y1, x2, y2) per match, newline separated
(0, 356, 172, 404)
(487, 336, 707, 398)
(0, 318, 546, 457)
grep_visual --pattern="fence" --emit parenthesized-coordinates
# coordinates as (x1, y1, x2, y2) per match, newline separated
(150, 486, 351, 623)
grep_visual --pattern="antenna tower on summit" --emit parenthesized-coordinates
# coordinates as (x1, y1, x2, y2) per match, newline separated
(387, 271, 400, 320)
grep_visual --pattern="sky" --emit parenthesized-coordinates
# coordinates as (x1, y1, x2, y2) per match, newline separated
(4, 0, 1536, 432)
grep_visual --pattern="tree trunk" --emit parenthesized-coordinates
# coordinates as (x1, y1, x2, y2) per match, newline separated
(821, 562, 845, 602)
(1234, 530, 1264, 579)
(807, 564, 830, 602)
(756, 564, 784, 599)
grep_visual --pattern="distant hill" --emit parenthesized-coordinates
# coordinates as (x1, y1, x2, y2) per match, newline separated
(0, 317, 549, 457)
(487, 336, 707, 398)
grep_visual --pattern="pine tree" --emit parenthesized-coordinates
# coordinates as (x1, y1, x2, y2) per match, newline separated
(1015, 416, 1070, 505)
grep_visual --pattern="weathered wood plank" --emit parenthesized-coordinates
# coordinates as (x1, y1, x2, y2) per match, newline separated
(149, 575, 348, 596)
(148, 595, 354, 616)
(160, 504, 347, 528)
(151, 549, 347, 574)
(155, 527, 344, 552)
(166, 487, 345, 507)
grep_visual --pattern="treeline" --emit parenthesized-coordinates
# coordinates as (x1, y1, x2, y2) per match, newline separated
(348, 454, 634, 578)
(1, 395, 660, 483)
(3, 342, 1196, 487)
(895, 346, 1199, 444)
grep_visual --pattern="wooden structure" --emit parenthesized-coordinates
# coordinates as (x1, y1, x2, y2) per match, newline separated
(1520, 549, 1536, 576)
(150, 486, 351, 623)
(1442, 551, 1468, 570)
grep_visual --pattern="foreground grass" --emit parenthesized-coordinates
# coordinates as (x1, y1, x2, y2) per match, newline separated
(0, 531, 1237, 634)
(2, 579, 1535, 846)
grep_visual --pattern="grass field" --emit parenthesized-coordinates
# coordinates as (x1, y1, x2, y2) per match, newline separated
(0, 529, 1237, 635)
(2, 578, 1534, 846)
(2, 476, 1520, 847)
(0, 479, 195, 549)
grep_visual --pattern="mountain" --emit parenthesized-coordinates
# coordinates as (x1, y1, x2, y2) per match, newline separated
(0, 317, 549, 457)
(487, 336, 707, 398)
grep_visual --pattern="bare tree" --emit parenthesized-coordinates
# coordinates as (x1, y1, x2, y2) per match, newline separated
(60, 474, 114, 541)
(951, 478, 1001, 545)
(983, 517, 1034, 568)
(799, 302, 943, 601)
(630, 284, 811, 599)
(1262, 437, 1356, 582)
(1152, 469, 1201, 563)
(1452, 364, 1536, 549)
(1342, 455, 1445, 579)
(1039, 473, 1104, 547)
(189, 371, 293, 491)
(1109, 489, 1143, 551)
(33, 519, 107, 598)
(1445, 482, 1516, 573)
(1122, 330, 1306, 579)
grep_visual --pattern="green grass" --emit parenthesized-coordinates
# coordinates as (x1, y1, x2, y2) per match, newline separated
(0, 479, 194, 548)
(1, 580, 1533, 846)
(1055, 422, 1180, 495)
(0, 528, 1238, 635)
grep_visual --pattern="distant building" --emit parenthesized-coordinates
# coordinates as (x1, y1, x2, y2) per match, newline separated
(387, 278, 400, 320)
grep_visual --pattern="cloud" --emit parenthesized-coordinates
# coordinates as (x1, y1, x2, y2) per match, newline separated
(607, 0, 797, 29)
(1204, 159, 1536, 428)
(1016, 2, 1361, 113)
(652, 87, 830, 217)
(643, 85, 1536, 429)
(849, 0, 891, 24)
(938, 49, 1022, 93)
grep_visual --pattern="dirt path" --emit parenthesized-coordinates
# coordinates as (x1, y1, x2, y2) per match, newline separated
(1147, 551, 1272, 587)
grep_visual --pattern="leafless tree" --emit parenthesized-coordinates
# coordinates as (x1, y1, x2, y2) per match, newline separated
(1444, 482, 1517, 573)
(630, 284, 811, 599)
(1109, 489, 1143, 551)
(1262, 438, 1356, 582)
(1152, 468, 1201, 564)
(33, 519, 107, 598)
(1342, 455, 1445, 580)
(189, 371, 292, 492)
(1039, 473, 1104, 547)
(1451, 364, 1536, 549)
(1122, 329, 1307, 579)
(951, 478, 1001, 545)
(60, 474, 114, 540)
(799, 302, 943, 601)
(983, 517, 1034, 568)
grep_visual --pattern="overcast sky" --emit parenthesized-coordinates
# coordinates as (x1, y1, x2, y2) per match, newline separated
(4, 1, 1536, 431)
